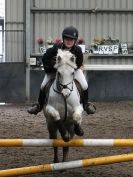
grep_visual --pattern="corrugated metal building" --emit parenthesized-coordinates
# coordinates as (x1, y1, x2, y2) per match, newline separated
(5, 0, 24, 62)
(5, 0, 133, 62)
(1, 0, 133, 102)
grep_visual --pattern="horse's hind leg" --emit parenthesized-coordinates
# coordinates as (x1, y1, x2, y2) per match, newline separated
(47, 123, 59, 163)
(62, 147, 69, 162)
(53, 147, 59, 163)
(63, 124, 73, 162)
(62, 122, 74, 162)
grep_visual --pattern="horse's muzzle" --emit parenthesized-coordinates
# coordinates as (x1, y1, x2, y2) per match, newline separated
(61, 88, 71, 98)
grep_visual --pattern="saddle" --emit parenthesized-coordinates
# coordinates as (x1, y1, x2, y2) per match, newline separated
(42, 78, 54, 105)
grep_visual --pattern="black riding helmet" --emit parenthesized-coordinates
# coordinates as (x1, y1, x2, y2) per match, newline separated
(62, 26, 78, 40)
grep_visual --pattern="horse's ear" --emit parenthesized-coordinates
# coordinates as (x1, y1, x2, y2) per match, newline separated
(54, 56, 62, 69)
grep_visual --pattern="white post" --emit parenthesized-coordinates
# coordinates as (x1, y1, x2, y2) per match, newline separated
(25, 0, 31, 102)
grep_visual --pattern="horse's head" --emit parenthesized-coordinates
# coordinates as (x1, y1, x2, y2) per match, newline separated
(54, 49, 77, 69)
(54, 49, 77, 97)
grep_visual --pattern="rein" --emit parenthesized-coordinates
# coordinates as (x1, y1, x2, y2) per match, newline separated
(53, 74, 74, 122)
(53, 83, 68, 122)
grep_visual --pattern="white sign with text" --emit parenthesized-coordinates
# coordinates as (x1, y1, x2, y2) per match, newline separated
(98, 45, 119, 54)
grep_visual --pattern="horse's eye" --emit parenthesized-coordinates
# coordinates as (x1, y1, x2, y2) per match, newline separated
(58, 72, 61, 77)
(70, 56, 75, 62)
(57, 56, 61, 63)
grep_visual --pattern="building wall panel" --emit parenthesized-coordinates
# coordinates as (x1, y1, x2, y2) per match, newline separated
(3, 0, 133, 102)
(33, 0, 133, 9)
(84, 56, 133, 65)
(5, 0, 133, 64)
(5, 0, 24, 62)
(6, 0, 24, 24)
(32, 0, 133, 49)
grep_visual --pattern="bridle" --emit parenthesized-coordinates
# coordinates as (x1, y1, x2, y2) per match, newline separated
(53, 71, 74, 97)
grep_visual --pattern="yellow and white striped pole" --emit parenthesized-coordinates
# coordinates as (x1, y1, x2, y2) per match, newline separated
(0, 153, 133, 176)
(0, 139, 133, 147)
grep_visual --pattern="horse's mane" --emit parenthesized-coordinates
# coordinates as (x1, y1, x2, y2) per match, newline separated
(54, 49, 77, 69)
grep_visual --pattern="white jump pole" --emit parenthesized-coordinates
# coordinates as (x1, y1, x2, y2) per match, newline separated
(0, 139, 133, 147)
(0, 153, 133, 176)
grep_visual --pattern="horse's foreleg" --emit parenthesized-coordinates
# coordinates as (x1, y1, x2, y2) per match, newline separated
(46, 105, 70, 142)
(73, 105, 84, 136)
(46, 105, 61, 121)
(73, 105, 83, 125)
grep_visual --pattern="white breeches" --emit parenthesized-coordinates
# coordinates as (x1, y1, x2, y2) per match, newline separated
(41, 69, 88, 91)
(74, 69, 88, 90)
(41, 73, 55, 90)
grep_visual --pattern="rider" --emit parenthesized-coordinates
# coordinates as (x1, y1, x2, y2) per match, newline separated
(28, 26, 96, 126)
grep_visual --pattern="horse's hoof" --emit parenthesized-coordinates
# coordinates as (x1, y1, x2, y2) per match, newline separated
(59, 169, 66, 173)
(56, 120, 70, 142)
(74, 123, 84, 136)
(53, 159, 59, 163)
(61, 132, 70, 142)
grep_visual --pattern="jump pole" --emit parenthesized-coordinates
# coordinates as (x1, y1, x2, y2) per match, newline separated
(0, 153, 133, 177)
(0, 139, 133, 147)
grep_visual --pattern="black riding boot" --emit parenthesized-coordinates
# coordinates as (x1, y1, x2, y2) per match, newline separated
(83, 89, 96, 114)
(27, 89, 46, 115)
